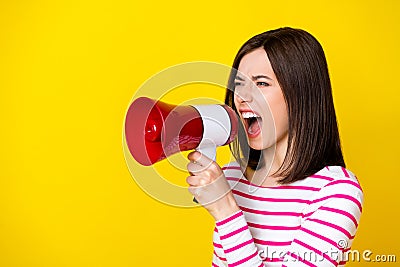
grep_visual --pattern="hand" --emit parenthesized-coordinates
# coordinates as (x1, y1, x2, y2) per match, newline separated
(186, 151, 240, 221)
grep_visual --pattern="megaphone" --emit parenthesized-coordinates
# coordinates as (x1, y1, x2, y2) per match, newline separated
(124, 97, 238, 166)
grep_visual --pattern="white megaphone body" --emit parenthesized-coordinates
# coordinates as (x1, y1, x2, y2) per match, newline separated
(124, 97, 238, 166)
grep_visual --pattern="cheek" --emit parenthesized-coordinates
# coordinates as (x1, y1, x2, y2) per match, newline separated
(263, 90, 288, 137)
(233, 97, 239, 110)
(272, 97, 289, 135)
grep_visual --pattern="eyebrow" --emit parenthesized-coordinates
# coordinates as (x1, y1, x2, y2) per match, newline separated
(234, 74, 273, 81)
(252, 74, 273, 81)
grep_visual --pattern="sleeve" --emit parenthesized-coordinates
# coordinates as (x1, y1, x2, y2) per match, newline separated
(213, 210, 264, 267)
(212, 178, 363, 267)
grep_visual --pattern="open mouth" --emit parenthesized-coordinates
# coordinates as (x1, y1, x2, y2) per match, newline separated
(241, 111, 262, 137)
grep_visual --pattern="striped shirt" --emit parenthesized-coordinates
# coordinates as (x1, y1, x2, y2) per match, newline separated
(212, 162, 363, 267)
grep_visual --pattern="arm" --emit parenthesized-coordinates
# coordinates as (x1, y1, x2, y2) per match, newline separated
(186, 151, 264, 266)
(279, 178, 363, 266)
(213, 210, 264, 267)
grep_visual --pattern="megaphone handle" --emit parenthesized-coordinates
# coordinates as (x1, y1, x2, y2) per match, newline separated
(192, 145, 217, 203)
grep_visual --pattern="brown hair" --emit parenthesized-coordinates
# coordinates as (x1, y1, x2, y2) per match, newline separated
(225, 27, 345, 184)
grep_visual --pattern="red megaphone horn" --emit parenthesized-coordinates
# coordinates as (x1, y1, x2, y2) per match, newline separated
(124, 97, 238, 166)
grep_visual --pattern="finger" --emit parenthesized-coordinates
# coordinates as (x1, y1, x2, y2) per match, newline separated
(186, 175, 208, 187)
(187, 161, 209, 174)
(187, 175, 232, 206)
(188, 151, 213, 167)
(188, 185, 202, 198)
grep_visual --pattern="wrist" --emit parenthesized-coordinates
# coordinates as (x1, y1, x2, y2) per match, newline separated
(209, 194, 240, 221)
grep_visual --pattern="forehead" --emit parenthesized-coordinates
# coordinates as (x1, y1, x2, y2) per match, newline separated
(237, 48, 273, 75)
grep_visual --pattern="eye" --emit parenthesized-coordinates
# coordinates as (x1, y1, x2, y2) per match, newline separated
(235, 82, 244, 87)
(256, 81, 270, 87)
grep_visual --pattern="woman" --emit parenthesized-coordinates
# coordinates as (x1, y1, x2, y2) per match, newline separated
(186, 27, 363, 266)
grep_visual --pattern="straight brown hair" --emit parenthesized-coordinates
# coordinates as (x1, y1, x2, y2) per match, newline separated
(225, 27, 345, 184)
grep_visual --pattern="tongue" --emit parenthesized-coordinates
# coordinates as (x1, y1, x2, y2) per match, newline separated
(248, 118, 261, 135)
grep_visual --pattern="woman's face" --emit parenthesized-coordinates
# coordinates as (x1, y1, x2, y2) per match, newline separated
(234, 48, 289, 151)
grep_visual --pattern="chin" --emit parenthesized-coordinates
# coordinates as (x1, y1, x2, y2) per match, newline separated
(248, 139, 264, 151)
(248, 138, 275, 151)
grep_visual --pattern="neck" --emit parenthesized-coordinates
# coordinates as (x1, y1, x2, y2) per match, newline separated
(246, 133, 289, 187)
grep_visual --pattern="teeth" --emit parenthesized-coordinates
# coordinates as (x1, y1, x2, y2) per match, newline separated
(241, 112, 260, 119)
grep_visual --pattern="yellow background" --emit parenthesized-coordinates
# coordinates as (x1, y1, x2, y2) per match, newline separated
(1, 0, 399, 266)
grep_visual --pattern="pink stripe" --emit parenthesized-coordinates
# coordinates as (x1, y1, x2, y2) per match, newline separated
(222, 166, 242, 171)
(216, 211, 243, 227)
(213, 242, 223, 249)
(226, 177, 319, 191)
(354, 175, 361, 185)
(273, 185, 320, 191)
(325, 179, 362, 192)
(302, 206, 358, 228)
(287, 252, 317, 267)
(311, 194, 362, 212)
(224, 238, 253, 253)
(262, 257, 283, 262)
(232, 189, 311, 204)
(294, 239, 338, 266)
(301, 227, 340, 249)
(341, 167, 350, 178)
(248, 222, 301, 231)
(220, 225, 248, 240)
(254, 238, 292, 246)
(212, 263, 219, 267)
(214, 250, 226, 261)
(257, 263, 264, 267)
(227, 177, 319, 191)
(309, 174, 334, 181)
(307, 218, 353, 239)
(326, 166, 330, 170)
(240, 205, 302, 217)
(320, 206, 358, 227)
(228, 250, 258, 267)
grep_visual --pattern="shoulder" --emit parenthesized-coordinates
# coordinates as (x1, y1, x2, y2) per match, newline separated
(301, 166, 362, 192)
(305, 166, 364, 215)
(314, 166, 363, 196)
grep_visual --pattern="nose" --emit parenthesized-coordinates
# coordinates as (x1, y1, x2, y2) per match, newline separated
(234, 87, 252, 103)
